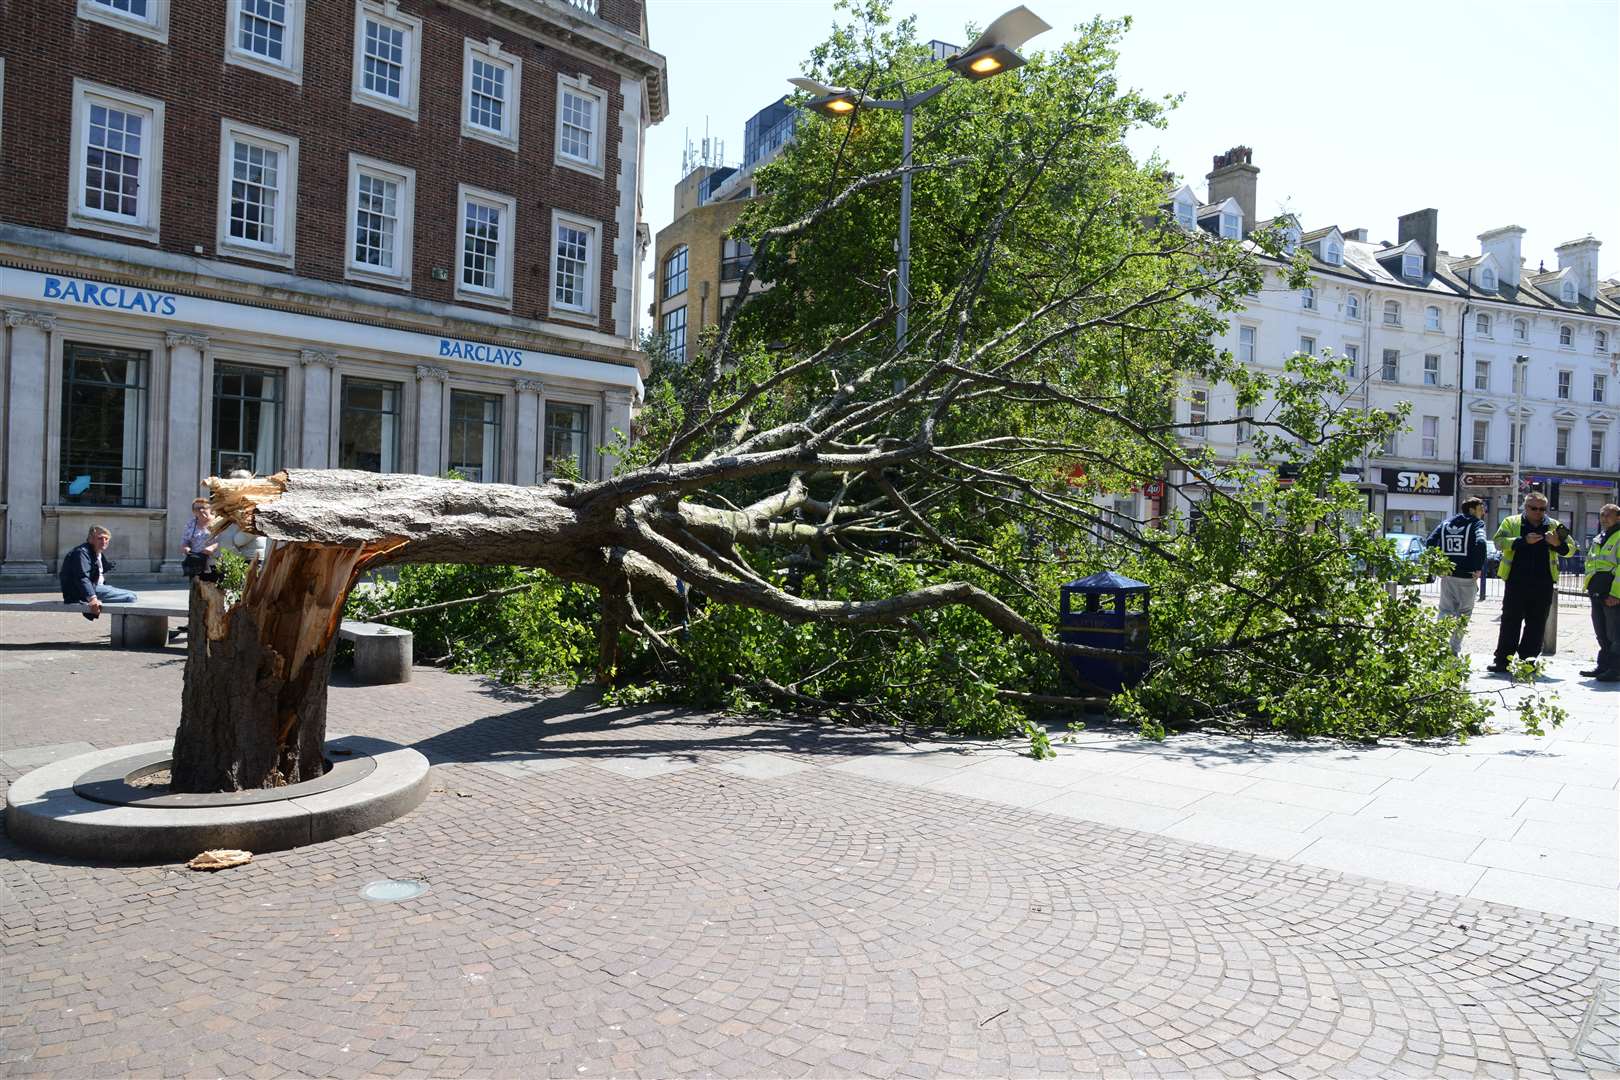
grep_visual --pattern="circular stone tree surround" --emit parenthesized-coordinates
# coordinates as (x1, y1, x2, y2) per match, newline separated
(4, 735, 430, 863)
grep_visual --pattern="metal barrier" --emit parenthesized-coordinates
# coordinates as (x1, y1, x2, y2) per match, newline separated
(1415, 571, 1590, 607)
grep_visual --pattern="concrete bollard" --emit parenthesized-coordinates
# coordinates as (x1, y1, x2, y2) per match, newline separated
(110, 613, 169, 648)
(1543, 601, 1557, 657)
(351, 628, 413, 685)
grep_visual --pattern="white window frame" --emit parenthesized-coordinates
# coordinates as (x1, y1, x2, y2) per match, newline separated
(226, 0, 306, 84)
(1345, 293, 1360, 320)
(1402, 252, 1422, 279)
(344, 153, 415, 289)
(1473, 359, 1490, 391)
(1596, 373, 1608, 403)
(1381, 349, 1400, 383)
(1219, 212, 1239, 240)
(1423, 354, 1440, 386)
(1237, 325, 1256, 364)
(549, 210, 601, 319)
(1383, 300, 1401, 326)
(1300, 286, 1315, 311)
(1299, 336, 1315, 356)
(67, 79, 165, 243)
(1344, 343, 1359, 377)
(1597, 330, 1609, 354)
(215, 119, 298, 267)
(454, 184, 516, 308)
(1421, 416, 1439, 459)
(1475, 312, 1491, 337)
(1173, 201, 1195, 230)
(1480, 267, 1495, 290)
(1324, 241, 1343, 266)
(1556, 370, 1572, 400)
(77, 0, 168, 43)
(1471, 419, 1488, 461)
(1561, 281, 1576, 303)
(1188, 387, 1208, 437)
(351, 0, 422, 121)
(554, 73, 607, 176)
(1559, 324, 1573, 347)
(461, 37, 521, 150)
(1513, 317, 1528, 341)
(1554, 427, 1570, 468)
(1594, 429, 1608, 470)
(1424, 305, 1441, 331)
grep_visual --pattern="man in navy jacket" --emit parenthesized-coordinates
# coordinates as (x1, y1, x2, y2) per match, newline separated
(58, 525, 139, 620)
(1425, 497, 1488, 655)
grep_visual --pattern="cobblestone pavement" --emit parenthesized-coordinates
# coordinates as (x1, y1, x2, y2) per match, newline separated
(3, 610, 1618, 1078)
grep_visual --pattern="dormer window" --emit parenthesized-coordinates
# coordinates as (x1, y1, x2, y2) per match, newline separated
(1480, 267, 1496, 290)
(1513, 317, 1528, 341)
(1475, 313, 1491, 337)
(1345, 294, 1360, 320)
(1282, 227, 1300, 255)
(1561, 281, 1576, 303)
(1301, 286, 1315, 311)
(1324, 241, 1342, 265)
(1219, 212, 1239, 239)
(1425, 305, 1441, 331)
(1174, 201, 1194, 230)
(1383, 300, 1401, 326)
(1402, 253, 1422, 279)
(1559, 324, 1573, 347)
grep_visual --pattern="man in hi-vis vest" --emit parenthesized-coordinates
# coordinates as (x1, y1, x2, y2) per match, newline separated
(1488, 493, 1574, 673)
(1580, 503, 1620, 682)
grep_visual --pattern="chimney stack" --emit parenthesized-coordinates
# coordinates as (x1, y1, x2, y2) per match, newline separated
(1554, 236, 1601, 300)
(1206, 146, 1258, 233)
(1477, 226, 1526, 288)
(1398, 209, 1439, 278)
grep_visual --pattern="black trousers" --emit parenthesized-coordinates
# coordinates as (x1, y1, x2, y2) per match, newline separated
(1593, 595, 1620, 674)
(1495, 582, 1554, 663)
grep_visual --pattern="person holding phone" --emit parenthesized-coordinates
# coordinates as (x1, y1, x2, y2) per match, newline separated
(1487, 493, 1575, 673)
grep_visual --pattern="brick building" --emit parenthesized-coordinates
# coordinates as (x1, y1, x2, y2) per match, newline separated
(0, 0, 667, 579)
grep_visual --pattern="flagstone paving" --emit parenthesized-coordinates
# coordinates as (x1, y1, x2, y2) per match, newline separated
(2, 604, 1617, 1077)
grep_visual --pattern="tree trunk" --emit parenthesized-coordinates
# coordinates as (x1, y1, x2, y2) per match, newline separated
(170, 541, 391, 792)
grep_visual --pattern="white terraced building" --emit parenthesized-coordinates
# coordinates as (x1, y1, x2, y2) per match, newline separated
(1154, 148, 1619, 544)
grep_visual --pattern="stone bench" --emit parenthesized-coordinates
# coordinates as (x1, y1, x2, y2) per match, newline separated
(0, 591, 413, 684)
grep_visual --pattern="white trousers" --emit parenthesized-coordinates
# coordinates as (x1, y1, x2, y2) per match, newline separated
(1437, 576, 1478, 655)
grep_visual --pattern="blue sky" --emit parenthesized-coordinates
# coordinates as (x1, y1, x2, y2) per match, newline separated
(643, 0, 1619, 279)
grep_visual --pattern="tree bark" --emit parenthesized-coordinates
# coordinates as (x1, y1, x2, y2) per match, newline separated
(170, 540, 394, 792)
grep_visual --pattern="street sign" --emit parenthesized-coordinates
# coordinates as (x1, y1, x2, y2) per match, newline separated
(1461, 472, 1510, 487)
(1143, 480, 1165, 499)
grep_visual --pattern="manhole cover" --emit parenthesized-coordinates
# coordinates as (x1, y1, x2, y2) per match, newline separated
(361, 879, 428, 902)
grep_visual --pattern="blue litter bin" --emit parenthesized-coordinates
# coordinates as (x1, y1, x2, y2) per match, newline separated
(1058, 571, 1151, 692)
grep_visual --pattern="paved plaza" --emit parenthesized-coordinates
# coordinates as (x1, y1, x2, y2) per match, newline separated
(2, 598, 1618, 1077)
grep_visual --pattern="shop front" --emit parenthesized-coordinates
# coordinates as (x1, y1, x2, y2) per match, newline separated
(2, 267, 642, 581)
(1380, 467, 1455, 537)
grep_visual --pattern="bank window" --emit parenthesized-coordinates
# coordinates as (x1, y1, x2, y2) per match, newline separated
(352, 1, 421, 120)
(211, 363, 283, 477)
(69, 81, 164, 241)
(447, 390, 503, 483)
(217, 121, 298, 265)
(663, 246, 687, 298)
(1423, 354, 1440, 386)
(456, 185, 515, 305)
(1188, 388, 1208, 437)
(552, 213, 598, 316)
(544, 401, 592, 480)
(339, 378, 401, 473)
(661, 306, 687, 361)
(1381, 349, 1399, 383)
(227, 0, 304, 82)
(78, 0, 168, 42)
(1556, 370, 1571, 400)
(462, 39, 520, 149)
(556, 75, 605, 173)
(1596, 373, 1608, 403)
(1595, 430, 1608, 470)
(1471, 419, 1488, 461)
(1421, 416, 1438, 458)
(346, 154, 415, 287)
(59, 342, 149, 506)
(1237, 325, 1256, 363)
(1474, 359, 1490, 391)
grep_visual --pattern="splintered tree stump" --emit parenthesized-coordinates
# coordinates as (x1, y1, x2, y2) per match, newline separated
(170, 541, 395, 793)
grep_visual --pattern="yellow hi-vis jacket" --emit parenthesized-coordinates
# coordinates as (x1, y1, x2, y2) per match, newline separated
(1585, 526, 1620, 600)
(1493, 514, 1574, 581)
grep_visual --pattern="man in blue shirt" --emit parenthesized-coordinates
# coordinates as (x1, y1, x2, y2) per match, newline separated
(1425, 497, 1488, 655)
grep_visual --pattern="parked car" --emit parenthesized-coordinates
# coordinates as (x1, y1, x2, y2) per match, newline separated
(1383, 532, 1434, 583)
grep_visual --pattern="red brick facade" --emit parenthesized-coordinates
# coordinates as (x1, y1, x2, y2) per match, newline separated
(0, 0, 646, 337)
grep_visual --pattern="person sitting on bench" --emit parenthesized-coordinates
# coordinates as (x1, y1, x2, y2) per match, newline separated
(59, 525, 139, 621)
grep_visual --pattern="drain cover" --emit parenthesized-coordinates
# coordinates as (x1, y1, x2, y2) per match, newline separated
(361, 879, 428, 902)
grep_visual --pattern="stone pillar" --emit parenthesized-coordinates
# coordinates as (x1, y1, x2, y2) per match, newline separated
(299, 350, 335, 468)
(514, 379, 543, 485)
(160, 332, 209, 574)
(2, 310, 56, 576)
(601, 388, 635, 477)
(414, 365, 448, 477)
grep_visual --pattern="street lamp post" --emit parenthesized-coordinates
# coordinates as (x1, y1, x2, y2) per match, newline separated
(1509, 353, 1529, 509)
(789, 5, 1050, 352)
